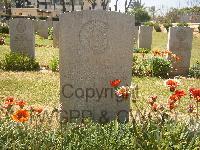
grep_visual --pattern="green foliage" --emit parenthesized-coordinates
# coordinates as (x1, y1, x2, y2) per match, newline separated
(49, 56, 59, 72)
(154, 23, 162, 32)
(177, 22, 189, 27)
(0, 118, 200, 149)
(129, 7, 151, 24)
(0, 23, 9, 34)
(144, 22, 154, 26)
(163, 22, 173, 32)
(189, 61, 200, 79)
(38, 16, 47, 20)
(0, 52, 39, 71)
(133, 48, 151, 53)
(48, 27, 53, 40)
(132, 55, 151, 77)
(149, 57, 172, 78)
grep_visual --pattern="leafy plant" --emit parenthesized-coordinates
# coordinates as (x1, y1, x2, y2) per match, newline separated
(49, 56, 59, 72)
(133, 48, 151, 53)
(0, 52, 39, 71)
(177, 22, 189, 27)
(154, 23, 162, 32)
(0, 23, 9, 34)
(189, 61, 200, 79)
(48, 27, 53, 40)
(149, 57, 172, 78)
(163, 22, 173, 32)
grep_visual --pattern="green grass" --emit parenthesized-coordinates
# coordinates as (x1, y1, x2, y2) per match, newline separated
(0, 32, 199, 109)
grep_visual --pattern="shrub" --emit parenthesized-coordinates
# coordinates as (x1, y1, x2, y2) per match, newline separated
(48, 27, 53, 40)
(132, 55, 151, 76)
(154, 23, 161, 32)
(0, 52, 39, 71)
(149, 57, 172, 78)
(0, 23, 9, 34)
(49, 56, 59, 72)
(177, 22, 189, 27)
(198, 25, 200, 33)
(133, 48, 151, 54)
(144, 22, 154, 26)
(189, 61, 200, 78)
(163, 22, 173, 32)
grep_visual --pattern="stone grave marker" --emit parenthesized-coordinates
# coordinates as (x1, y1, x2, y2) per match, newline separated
(10, 18, 35, 58)
(167, 27, 193, 76)
(138, 26, 153, 49)
(36, 20, 48, 39)
(60, 10, 136, 123)
(53, 21, 59, 48)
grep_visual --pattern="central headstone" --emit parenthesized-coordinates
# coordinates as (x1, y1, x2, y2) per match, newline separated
(10, 18, 35, 58)
(60, 11, 135, 123)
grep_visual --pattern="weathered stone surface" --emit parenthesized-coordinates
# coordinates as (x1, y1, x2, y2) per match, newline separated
(10, 18, 35, 58)
(167, 27, 193, 76)
(60, 10, 135, 123)
(138, 26, 153, 49)
(36, 20, 48, 39)
(53, 21, 59, 48)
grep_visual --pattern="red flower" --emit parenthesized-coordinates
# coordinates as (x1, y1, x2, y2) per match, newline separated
(164, 79, 180, 92)
(169, 94, 180, 102)
(152, 103, 159, 111)
(5, 96, 15, 103)
(189, 88, 200, 102)
(167, 102, 176, 111)
(15, 100, 26, 108)
(175, 90, 186, 98)
(110, 79, 121, 87)
(150, 95, 157, 101)
(148, 98, 154, 106)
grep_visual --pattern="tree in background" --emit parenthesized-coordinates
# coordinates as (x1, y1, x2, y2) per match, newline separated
(128, 0, 151, 25)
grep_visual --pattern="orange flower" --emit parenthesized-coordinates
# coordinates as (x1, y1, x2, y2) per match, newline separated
(6, 96, 14, 103)
(163, 50, 172, 55)
(15, 100, 26, 108)
(153, 50, 161, 56)
(110, 79, 121, 87)
(189, 88, 200, 102)
(115, 86, 130, 99)
(164, 79, 180, 92)
(11, 109, 30, 122)
(169, 94, 180, 102)
(147, 98, 154, 106)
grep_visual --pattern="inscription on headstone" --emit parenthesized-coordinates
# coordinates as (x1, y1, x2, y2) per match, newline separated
(10, 18, 35, 58)
(167, 27, 193, 76)
(60, 10, 136, 123)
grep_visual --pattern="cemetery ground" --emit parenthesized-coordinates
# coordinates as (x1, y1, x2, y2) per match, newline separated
(0, 31, 200, 149)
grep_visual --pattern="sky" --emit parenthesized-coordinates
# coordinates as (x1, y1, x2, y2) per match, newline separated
(109, 0, 200, 14)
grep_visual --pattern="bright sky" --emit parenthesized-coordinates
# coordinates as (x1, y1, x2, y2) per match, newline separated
(110, 0, 199, 14)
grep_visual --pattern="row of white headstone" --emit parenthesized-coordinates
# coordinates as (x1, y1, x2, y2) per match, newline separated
(9, 10, 193, 123)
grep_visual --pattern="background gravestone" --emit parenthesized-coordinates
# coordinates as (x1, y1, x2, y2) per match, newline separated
(60, 10, 135, 123)
(10, 18, 35, 58)
(138, 26, 153, 49)
(167, 27, 193, 76)
(53, 21, 59, 48)
(36, 20, 49, 39)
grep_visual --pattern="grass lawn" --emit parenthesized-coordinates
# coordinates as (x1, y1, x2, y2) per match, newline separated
(0, 32, 199, 109)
